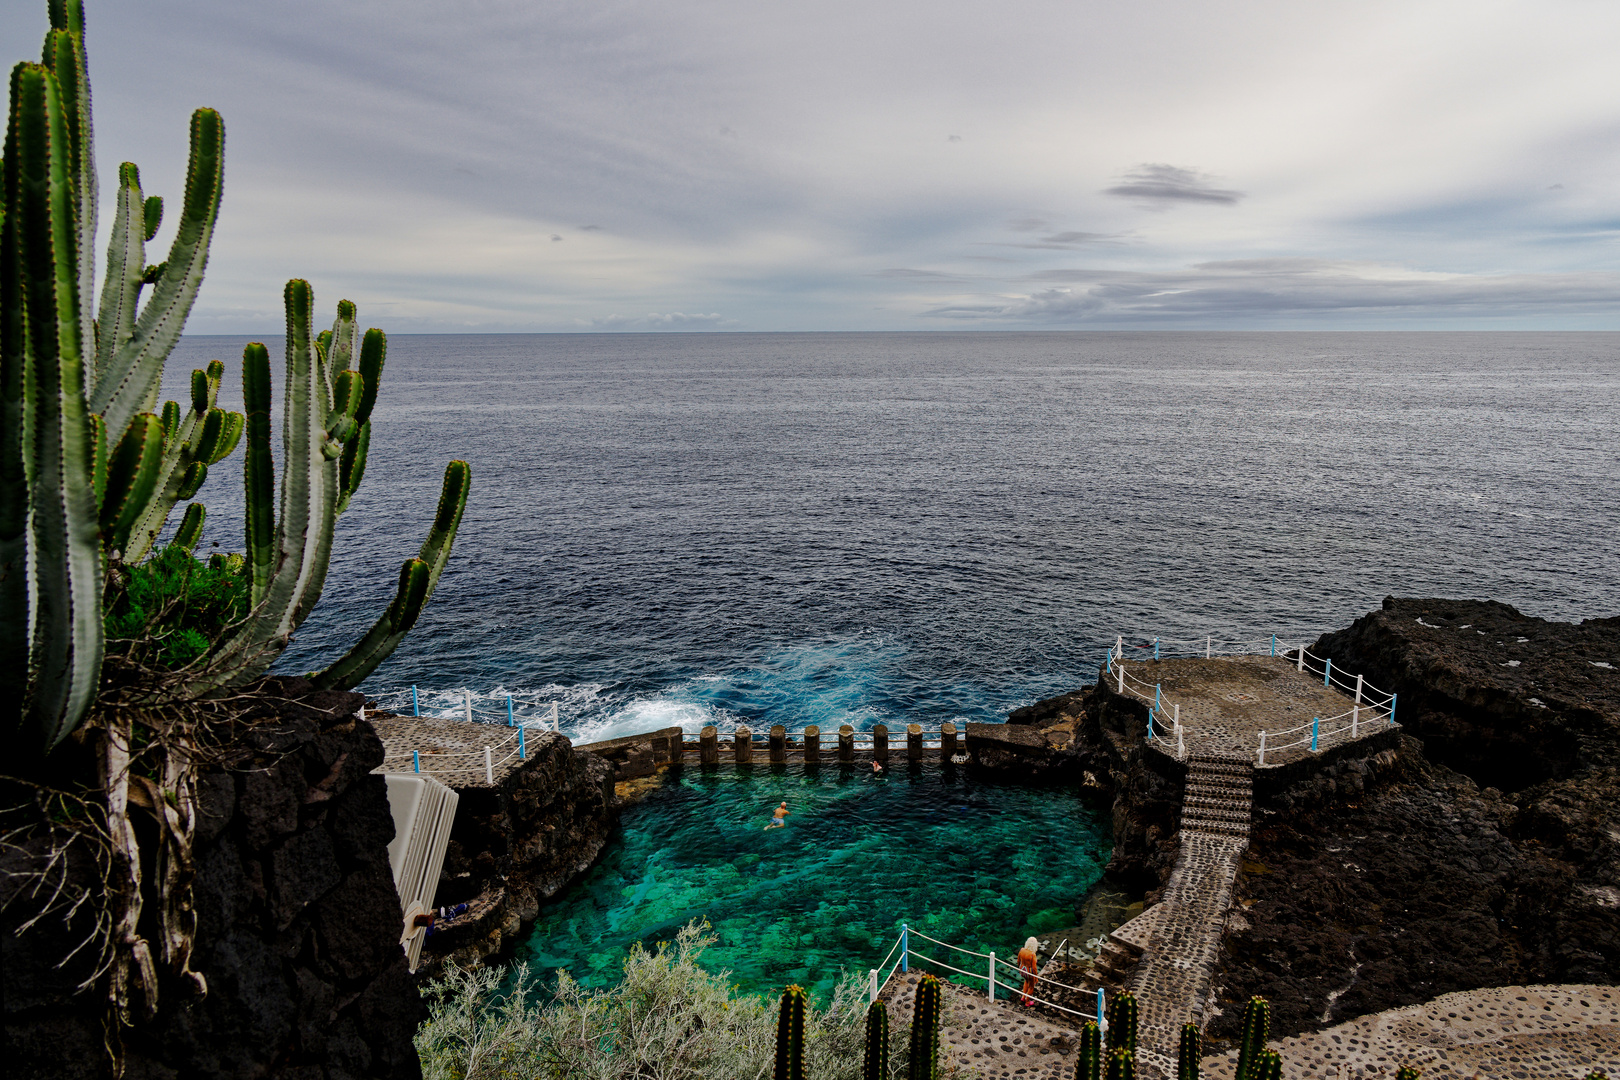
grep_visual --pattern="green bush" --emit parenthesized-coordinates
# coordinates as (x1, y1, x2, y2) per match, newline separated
(103, 545, 248, 670)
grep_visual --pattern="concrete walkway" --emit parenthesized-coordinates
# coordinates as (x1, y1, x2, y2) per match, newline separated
(883, 971, 1080, 1080)
(1201, 985, 1620, 1080)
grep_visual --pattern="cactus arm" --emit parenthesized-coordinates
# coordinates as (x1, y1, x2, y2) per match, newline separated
(1177, 1022, 1201, 1080)
(773, 985, 808, 1080)
(0, 66, 36, 726)
(119, 367, 223, 566)
(334, 419, 368, 515)
(89, 106, 222, 445)
(99, 411, 163, 556)
(1077, 1021, 1102, 1080)
(41, 17, 94, 382)
(354, 327, 385, 424)
(278, 283, 341, 634)
(862, 1001, 889, 1080)
(92, 161, 143, 386)
(10, 61, 102, 746)
(326, 300, 358, 373)
(142, 195, 161, 240)
(907, 974, 941, 1080)
(240, 342, 274, 603)
(170, 501, 203, 551)
(309, 459, 469, 691)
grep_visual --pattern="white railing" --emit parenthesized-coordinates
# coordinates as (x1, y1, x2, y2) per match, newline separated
(370, 687, 561, 732)
(1103, 634, 1399, 766)
(868, 924, 1112, 1028)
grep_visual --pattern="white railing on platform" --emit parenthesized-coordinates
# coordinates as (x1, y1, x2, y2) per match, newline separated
(370, 687, 561, 733)
(868, 924, 1111, 1029)
(1103, 633, 1399, 766)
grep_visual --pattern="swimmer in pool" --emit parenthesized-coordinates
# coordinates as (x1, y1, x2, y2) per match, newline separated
(871, 760, 884, 774)
(765, 801, 789, 829)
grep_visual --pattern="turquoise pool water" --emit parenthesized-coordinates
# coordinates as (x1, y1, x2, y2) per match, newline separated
(516, 767, 1110, 999)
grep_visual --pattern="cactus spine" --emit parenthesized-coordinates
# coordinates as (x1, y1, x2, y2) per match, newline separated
(908, 973, 942, 1080)
(773, 984, 808, 1080)
(1235, 997, 1271, 1080)
(1075, 1020, 1102, 1080)
(862, 999, 889, 1080)
(1106, 988, 1138, 1055)
(1104, 1047, 1136, 1080)
(1178, 1022, 1201, 1080)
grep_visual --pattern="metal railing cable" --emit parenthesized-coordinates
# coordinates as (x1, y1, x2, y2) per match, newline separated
(908, 927, 991, 959)
(868, 923, 1107, 1023)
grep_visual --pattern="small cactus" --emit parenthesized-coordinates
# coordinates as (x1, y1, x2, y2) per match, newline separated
(773, 984, 808, 1080)
(1106, 988, 1138, 1055)
(1177, 1021, 1201, 1080)
(1104, 1047, 1136, 1080)
(908, 974, 942, 1080)
(1075, 1020, 1102, 1080)
(1235, 996, 1271, 1080)
(862, 999, 889, 1080)
(1254, 1049, 1281, 1080)
(1395, 1069, 1421, 1080)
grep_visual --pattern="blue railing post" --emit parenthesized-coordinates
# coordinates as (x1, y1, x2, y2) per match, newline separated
(1390, 693, 1398, 725)
(1154, 636, 1160, 661)
(507, 694, 514, 726)
(519, 726, 526, 760)
(1270, 634, 1276, 657)
(412, 685, 419, 717)
(901, 925, 909, 973)
(413, 750, 420, 773)
(1311, 716, 1320, 752)
(1097, 987, 1106, 1034)
(1324, 657, 1332, 687)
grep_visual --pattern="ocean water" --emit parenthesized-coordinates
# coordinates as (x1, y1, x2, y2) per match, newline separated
(166, 331, 1619, 742)
(511, 765, 1108, 999)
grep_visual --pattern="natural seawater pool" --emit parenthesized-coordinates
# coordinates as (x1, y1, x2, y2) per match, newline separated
(515, 766, 1111, 999)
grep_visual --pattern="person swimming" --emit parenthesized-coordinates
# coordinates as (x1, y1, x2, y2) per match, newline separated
(765, 801, 789, 829)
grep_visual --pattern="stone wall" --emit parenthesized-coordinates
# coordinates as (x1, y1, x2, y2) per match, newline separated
(3, 678, 423, 1080)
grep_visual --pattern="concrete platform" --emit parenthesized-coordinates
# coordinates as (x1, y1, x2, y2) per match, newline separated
(883, 971, 1081, 1080)
(1113, 655, 1394, 765)
(369, 714, 528, 789)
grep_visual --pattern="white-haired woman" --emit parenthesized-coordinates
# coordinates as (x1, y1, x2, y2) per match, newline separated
(1017, 936, 1039, 1006)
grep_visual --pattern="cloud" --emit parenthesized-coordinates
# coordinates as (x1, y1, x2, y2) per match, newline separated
(996, 230, 1121, 250)
(1104, 164, 1244, 208)
(874, 268, 968, 279)
(580, 311, 737, 329)
(926, 259, 1620, 323)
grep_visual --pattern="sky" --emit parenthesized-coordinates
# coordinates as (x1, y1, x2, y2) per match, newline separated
(5, 0, 1619, 331)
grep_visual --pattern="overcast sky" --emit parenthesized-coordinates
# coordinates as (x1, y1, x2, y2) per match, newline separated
(7, 0, 1619, 331)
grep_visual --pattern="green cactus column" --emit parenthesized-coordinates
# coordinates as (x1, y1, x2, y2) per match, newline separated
(1235, 997, 1271, 1080)
(908, 974, 942, 1080)
(773, 985, 808, 1080)
(1106, 988, 1138, 1054)
(1177, 1022, 1201, 1080)
(1104, 1047, 1136, 1080)
(1075, 1020, 1103, 1080)
(863, 999, 889, 1080)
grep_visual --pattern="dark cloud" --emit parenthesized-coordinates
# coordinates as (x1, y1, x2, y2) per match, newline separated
(927, 259, 1620, 323)
(1104, 164, 1243, 207)
(579, 224, 604, 231)
(948, 134, 962, 142)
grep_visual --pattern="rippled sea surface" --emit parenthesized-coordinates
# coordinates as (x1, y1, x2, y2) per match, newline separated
(169, 331, 1618, 740)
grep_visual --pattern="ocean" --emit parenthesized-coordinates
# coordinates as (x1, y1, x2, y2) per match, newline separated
(167, 331, 1619, 741)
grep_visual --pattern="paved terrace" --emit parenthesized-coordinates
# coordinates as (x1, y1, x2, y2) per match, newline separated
(1111, 654, 1395, 765)
(369, 714, 527, 789)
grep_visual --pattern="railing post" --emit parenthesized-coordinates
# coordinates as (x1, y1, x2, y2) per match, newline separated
(873, 724, 890, 765)
(413, 750, 420, 774)
(1097, 988, 1107, 1037)
(870, 968, 879, 1004)
(1206, 634, 1212, 659)
(839, 724, 855, 763)
(1117, 663, 1124, 694)
(769, 726, 787, 764)
(464, 689, 473, 723)
(901, 925, 908, 973)
(1270, 634, 1276, 658)
(805, 725, 822, 764)
(1106, 651, 1113, 675)
(412, 685, 419, 717)
(1351, 704, 1359, 738)
(1115, 634, 1123, 661)
(484, 745, 493, 784)
(1297, 647, 1305, 673)
(699, 725, 719, 764)
(1310, 717, 1319, 753)
(1324, 657, 1332, 687)
(1355, 673, 1363, 705)
(1175, 704, 1184, 759)
(988, 950, 995, 1001)
(906, 723, 923, 762)
(551, 702, 560, 732)
(1390, 693, 1398, 725)
(519, 726, 526, 760)
(507, 694, 514, 726)
(735, 726, 753, 764)
(941, 722, 957, 758)
(1257, 731, 1266, 766)
(1154, 636, 1160, 661)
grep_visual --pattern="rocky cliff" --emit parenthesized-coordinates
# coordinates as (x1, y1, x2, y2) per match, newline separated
(3, 678, 423, 1080)
(1208, 598, 1619, 1043)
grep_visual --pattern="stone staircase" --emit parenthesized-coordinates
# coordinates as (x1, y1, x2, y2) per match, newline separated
(1178, 754, 1253, 839)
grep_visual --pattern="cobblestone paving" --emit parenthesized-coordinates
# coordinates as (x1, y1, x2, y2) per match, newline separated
(370, 714, 524, 788)
(1200, 985, 1620, 1080)
(1115, 655, 1393, 764)
(883, 971, 1080, 1080)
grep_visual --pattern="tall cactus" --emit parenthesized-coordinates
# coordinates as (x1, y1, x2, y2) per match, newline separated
(1234, 997, 1271, 1080)
(3, 0, 225, 750)
(862, 999, 889, 1080)
(1177, 1022, 1201, 1080)
(1253, 1049, 1281, 1080)
(907, 974, 942, 1080)
(199, 287, 469, 692)
(1394, 1068, 1421, 1080)
(1104, 1047, 1136, 1080)
(1075, 1020, 1102, 1080)
(1106, 988, 1138, 1055)
(773, 985, 808, 1080)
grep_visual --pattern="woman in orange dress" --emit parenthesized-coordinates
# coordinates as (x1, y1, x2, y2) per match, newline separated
(1017, 936, 1039, 1006)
